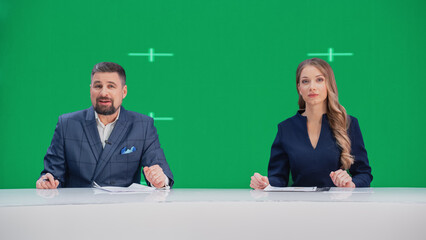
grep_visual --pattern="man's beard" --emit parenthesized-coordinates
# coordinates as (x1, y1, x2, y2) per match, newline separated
(94, 97, 118, 115)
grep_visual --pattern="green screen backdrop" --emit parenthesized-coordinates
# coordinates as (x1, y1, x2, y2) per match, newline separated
(1, 0, 425, 188)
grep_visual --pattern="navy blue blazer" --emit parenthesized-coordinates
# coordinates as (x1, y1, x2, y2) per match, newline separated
(268, 112, 372, 188)
(41, 106, 174, 188)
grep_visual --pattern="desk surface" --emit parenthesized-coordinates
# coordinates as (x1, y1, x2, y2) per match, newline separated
(1, 188, 426, 240)
(1, 187, 426, 207)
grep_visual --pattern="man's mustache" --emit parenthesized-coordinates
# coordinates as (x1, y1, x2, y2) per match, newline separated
(97, 97, 112, 102)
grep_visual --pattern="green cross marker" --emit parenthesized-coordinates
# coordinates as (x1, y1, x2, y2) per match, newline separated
(128, 48, 174, 62)
(307, 48, 353, 62)
(148, 112, 174, 121)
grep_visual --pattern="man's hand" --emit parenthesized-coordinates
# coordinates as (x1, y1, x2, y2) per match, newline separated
(250, 172, 269, 190)
(330, 169, 355, 188)
(36, 173, 59, 189)
(143, 165, 167, 188)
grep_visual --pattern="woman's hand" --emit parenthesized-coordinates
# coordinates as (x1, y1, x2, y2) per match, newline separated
(250, 172, 269, 190)
(330, 169, 355, 188)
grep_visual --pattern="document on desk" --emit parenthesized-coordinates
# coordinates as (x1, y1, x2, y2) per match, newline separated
(327, 187, 374, 193)
(264, 185, 317, 192)
(95, 183, 156, 193)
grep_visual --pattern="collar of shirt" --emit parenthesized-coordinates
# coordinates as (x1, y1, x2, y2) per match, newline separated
(94, 109, 120, 127)
(95, 109, 120, 148)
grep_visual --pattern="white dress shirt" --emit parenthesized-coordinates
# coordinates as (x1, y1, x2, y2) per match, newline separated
(94, 111, 120, 148)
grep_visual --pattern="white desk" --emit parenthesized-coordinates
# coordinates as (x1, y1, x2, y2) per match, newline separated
(1, 188, 426, 240)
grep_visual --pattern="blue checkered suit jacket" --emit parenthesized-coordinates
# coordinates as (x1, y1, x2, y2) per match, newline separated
(41, 106, 174, 187)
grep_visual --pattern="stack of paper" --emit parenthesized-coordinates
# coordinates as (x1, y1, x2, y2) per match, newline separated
(94, 183, 156, 193)
(263, 185, 317, 192)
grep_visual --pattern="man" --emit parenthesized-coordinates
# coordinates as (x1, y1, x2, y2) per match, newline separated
(36, 62, 173, 189)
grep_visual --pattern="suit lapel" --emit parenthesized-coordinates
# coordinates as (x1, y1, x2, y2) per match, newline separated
(92, 106, 130, 181)
(82, 106, 102, 161)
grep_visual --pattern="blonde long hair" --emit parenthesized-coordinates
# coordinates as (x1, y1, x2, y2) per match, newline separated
(296, 58, 354, 169)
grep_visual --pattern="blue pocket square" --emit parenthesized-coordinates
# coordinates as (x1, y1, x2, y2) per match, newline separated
(121, 146, 136, 155)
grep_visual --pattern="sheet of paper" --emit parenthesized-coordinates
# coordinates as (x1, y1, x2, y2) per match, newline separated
(327, 187, 374, 193)
(264, 185, 317, 192)
(94, 183, 157, 193)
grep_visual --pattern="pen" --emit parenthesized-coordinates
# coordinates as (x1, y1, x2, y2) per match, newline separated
(43, 177, 58, 182)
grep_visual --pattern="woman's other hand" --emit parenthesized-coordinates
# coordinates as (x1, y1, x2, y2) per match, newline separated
(330, 169, 355, 188)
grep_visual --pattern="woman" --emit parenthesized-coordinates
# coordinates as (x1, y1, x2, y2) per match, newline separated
(250, 58, 372, 189)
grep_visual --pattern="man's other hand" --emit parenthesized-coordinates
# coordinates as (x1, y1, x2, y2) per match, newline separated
(143, 165, 167, 188)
